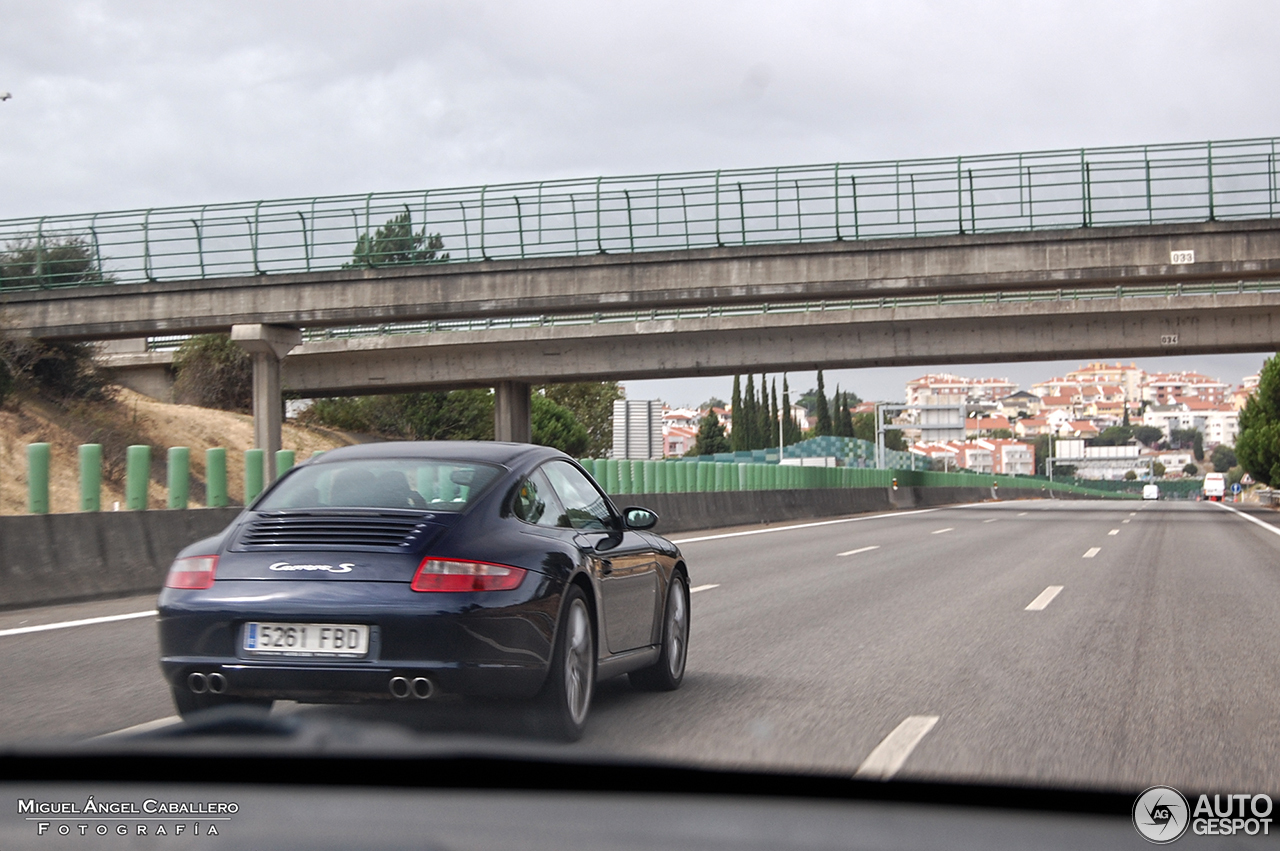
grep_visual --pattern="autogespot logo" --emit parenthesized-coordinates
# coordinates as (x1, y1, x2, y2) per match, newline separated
(1134, 786, 1190, 844)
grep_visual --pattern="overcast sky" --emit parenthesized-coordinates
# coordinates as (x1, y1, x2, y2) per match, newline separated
(3, 1, 1277, 405)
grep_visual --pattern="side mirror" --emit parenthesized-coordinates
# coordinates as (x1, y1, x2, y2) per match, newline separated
(623, 507, 658, 530)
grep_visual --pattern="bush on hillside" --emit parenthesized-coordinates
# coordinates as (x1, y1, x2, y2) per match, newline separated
(172, 334, 253, 412)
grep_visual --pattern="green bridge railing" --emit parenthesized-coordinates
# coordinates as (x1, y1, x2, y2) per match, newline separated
(2, 137, 1279, 290)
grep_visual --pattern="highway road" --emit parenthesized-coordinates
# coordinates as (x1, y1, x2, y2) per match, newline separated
(3, 498, 1280, 794)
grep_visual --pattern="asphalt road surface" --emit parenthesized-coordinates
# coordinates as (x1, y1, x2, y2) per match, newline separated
(4, 499, 1280, 793)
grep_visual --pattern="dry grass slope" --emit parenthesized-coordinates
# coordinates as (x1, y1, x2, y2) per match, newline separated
(0, 387, 361, 514)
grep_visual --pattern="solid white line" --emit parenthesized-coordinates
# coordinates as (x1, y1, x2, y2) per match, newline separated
(670, 509, 940, 544)
(931, 527, 953, 535)
(689, 584, 720, 593)
(1083, 547, 1101, 558)
(1108, 529, 1119, 536)
(1212, 501, 1280, 538)
(92, 716, 182, 739)
(1025, 585, 1064, 611)
(0, 609, 157, 638)
(854, 715, 940, 780)
(837, 545, 880, 557)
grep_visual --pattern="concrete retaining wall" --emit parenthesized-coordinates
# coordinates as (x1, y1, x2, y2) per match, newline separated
(626, 486, 1087, 534)
(0, 508, 241, 611)
(0, 486, 1094, 610)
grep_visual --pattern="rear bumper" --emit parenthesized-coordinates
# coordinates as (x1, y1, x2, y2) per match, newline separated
(159, 657, 548, 702)
(158, 578, 560, 702)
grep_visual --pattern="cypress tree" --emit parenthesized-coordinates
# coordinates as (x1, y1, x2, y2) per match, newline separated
(756, 374, 771, 450)
(782, 376, 802, 444)
(742, 374, 757, 450)
(730, 375, 743, 452)
(814, 370, 833, 436)
(838, 391, 855, 437)
(770, 379, 780, 449)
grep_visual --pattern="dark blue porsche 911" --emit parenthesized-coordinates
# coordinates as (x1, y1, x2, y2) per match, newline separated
(157, 442, 690, 740)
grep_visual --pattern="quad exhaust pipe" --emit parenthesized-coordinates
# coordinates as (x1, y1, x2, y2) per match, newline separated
(187, 671, 227, 694)
(389, 676, 434, 700)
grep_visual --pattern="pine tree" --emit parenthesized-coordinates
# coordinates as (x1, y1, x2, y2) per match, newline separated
(814, 370, 833, 436)
(730, 375, 743, 452)
(692, 409, 730, 455)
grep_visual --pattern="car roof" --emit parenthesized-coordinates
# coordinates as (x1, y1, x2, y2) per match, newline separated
(308, 441, 562, 466)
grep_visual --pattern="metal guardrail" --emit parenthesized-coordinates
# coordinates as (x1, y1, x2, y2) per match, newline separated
(129, 278, 1280, 350)
(5, 137, 1280, 290)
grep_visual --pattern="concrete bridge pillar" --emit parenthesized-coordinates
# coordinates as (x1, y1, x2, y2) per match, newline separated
(231, 324, 302, 481)
(494, 380, 532, 443)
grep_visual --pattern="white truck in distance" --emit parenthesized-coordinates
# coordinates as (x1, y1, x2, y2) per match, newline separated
(1203, 472, 1226, 502)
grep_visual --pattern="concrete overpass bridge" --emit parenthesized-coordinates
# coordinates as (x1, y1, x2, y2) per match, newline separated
(4, 136, 1280, 475)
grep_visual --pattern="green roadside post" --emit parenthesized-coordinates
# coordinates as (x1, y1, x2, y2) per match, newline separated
(206, 448, 228, 507)
(245, 449, 265, 504)
(79, 443, 102, 512)
(276, 450, 295, 478)
(632, 461, 646, 494)
(27, 443, 50, 514)
(694, 461, 708, 492)
(713, 463, 726, 491)
(125, 445, 150, 510)
(167, 447, 190, 509)
(604, 459, 620, 493)
(617, 459, 632, 494)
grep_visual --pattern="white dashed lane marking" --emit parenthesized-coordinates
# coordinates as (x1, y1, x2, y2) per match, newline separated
(931, 528, 954, 535)
(1083, 547, 1101, 558)
(838, 546, 880, 557)
(670, 509, 941, 544)
(854, 715, 940, 780)
(689, 584, 720, 593)
(1108, 529, 1120, 536)
(1025, 586, 1064, 611)
(0, 610, 157, 639)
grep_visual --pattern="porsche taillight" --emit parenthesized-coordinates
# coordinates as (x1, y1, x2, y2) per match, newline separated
(410, 558, 526, 592)
(165, 555, 219, 590)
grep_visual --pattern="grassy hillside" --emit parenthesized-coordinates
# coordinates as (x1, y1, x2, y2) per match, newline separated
(0, 387, 360, 514)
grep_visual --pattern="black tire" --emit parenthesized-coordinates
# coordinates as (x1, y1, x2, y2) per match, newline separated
(534, 585, 595, 741)
(629, 571, 689, 692)
(171, 686, 272, 720)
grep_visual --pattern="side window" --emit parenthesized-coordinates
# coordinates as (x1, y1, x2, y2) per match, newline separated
(543, 461, 613, 531)
(512, 469, 562, 527)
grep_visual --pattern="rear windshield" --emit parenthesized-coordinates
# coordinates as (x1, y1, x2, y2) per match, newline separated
(255, 459, 503, 512)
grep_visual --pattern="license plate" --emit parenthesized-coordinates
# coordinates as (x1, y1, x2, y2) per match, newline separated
(243, 622, 369, 657)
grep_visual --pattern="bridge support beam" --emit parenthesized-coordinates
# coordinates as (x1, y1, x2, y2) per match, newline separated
(494, 381, 532, 444)
(231, 324, 302, 481)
